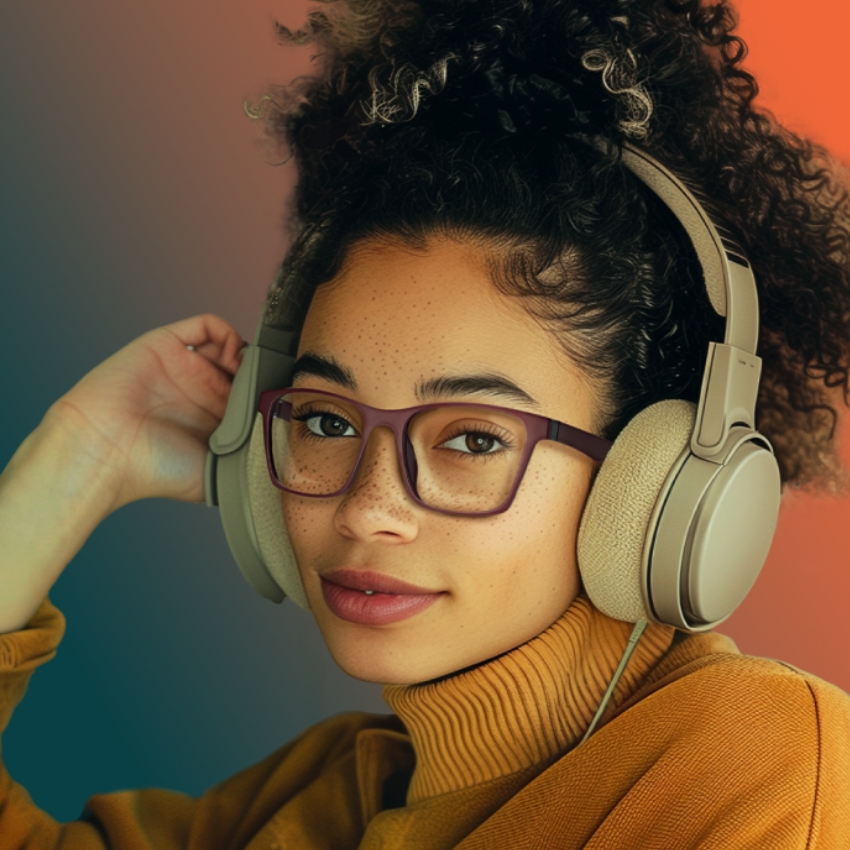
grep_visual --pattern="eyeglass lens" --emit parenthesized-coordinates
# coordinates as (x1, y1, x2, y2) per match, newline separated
(271, 391, 529, 513)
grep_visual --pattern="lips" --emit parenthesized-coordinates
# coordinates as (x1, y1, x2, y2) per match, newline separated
(320, 569, 438, 595)
(319, 569, 445, 626)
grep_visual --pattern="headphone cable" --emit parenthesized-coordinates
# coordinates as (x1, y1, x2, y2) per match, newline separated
(578, 618, 649, 746)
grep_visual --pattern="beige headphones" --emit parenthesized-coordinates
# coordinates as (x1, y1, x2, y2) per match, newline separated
(204, 142, 782, 632)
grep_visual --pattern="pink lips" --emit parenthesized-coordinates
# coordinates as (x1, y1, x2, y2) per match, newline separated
(320, 569, 445, 625)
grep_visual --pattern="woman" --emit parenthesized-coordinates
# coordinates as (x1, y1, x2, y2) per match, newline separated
(2, 0, 850, 846)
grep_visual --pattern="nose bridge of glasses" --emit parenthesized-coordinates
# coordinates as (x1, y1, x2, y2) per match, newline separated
(360, 405, 418, 459)
(354, 420, 411, 488)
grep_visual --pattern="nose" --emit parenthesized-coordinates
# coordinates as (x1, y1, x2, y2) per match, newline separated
(333, 425, 419, 543)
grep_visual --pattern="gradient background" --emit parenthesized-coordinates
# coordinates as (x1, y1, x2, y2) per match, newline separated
(1, 0, 848, 822)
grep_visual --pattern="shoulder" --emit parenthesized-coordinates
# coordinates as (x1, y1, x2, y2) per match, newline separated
(480, 655, 850, 847)
(601, 649, 850, 845)
(617, 644, 850, 769)
(699, 655, 850, 845)
(648, 649, 850, 739)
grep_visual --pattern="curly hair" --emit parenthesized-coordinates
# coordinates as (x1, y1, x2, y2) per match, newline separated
(250, 0, 850, 493)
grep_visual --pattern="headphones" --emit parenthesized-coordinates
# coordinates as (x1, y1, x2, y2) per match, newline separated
(204, 141, 782, 633)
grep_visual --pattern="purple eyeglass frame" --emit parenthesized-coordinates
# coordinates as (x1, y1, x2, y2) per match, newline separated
(257, 387, 613, 517)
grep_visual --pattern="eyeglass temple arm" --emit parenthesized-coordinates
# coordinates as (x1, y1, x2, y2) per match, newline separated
(548, 420, 613, 462)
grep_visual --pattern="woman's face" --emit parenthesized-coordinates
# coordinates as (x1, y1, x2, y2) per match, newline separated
(281, 234, 600, 685)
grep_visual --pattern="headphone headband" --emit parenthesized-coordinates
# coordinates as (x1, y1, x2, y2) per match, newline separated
(614, 143, 763, 462)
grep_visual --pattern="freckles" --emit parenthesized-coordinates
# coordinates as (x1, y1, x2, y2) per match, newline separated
(342, 445, 411, 520)
(282, 496, 324, 537)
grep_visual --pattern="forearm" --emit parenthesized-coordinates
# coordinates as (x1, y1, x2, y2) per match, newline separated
(0, 403, 122, 634)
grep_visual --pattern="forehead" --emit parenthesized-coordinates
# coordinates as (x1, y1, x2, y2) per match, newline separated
(298, 235, 590, 415)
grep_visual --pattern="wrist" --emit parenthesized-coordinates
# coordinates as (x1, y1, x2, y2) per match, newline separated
(23, 400, 128, 520)
(0, 407, 128, 634)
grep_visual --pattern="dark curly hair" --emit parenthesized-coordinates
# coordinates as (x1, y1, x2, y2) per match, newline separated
(249, 0, 850, 493)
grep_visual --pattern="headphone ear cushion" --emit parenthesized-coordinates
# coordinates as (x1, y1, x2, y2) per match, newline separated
(577, 400, 696, 623)
(245, 412, 312, 610)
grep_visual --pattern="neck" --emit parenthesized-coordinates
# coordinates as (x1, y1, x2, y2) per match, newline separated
(382, 593, 675, 804)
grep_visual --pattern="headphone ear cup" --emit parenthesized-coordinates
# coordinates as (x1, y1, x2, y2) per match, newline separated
(245, 412, 311, 610)
(577, 400, 696, 623)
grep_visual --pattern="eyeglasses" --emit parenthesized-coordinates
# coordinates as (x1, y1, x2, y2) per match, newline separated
(257, 388, 613, 517)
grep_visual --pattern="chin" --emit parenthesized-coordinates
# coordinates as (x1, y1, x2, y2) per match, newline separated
(323, 625, 531, 687)
(325, 640, 446, 686)
(332, 658, 421, 687)
(317, 621, 466, 685)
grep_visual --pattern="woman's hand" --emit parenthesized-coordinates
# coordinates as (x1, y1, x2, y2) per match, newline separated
(47, 313, 246, 510)
(0, 314, 245, 633)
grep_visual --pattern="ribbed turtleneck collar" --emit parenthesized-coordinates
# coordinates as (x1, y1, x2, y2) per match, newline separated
(381, 593, 676, 804)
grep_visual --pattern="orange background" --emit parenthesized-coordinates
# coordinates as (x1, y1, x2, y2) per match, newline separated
(710, 0, 850, 688)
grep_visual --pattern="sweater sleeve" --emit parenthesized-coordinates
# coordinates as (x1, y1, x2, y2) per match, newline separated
(0, 600, 369, 850)
(0, 599, 82, 847)
(0, 601, 295, 850)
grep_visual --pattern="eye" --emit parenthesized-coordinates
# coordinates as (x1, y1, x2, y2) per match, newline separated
(440, 431, 507, 455)
(297, 411, 357, 438)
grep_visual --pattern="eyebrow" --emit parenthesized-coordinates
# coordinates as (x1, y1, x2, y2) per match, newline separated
(289, 353, 357, 390)
(415, 375, 539, 407)
(291, 352, 539, 408)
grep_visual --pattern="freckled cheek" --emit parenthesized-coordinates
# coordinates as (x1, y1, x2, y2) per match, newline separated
(280, 494, 331, 561)
(465, 461, 589, 615)
(508, 455, 590, 549)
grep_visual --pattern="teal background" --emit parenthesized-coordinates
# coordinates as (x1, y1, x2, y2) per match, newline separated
(2, 0, 849, 825)
(0, 0, 386, 822)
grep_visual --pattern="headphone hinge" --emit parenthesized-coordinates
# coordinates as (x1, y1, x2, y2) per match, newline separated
(691, 342, 762, 461)
(209, 345, 296, 456)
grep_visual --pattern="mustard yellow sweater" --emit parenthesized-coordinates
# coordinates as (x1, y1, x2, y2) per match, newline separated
(2, 594, 850, 849)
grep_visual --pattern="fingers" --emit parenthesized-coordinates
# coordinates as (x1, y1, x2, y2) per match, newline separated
(161, 314, 248, 377)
